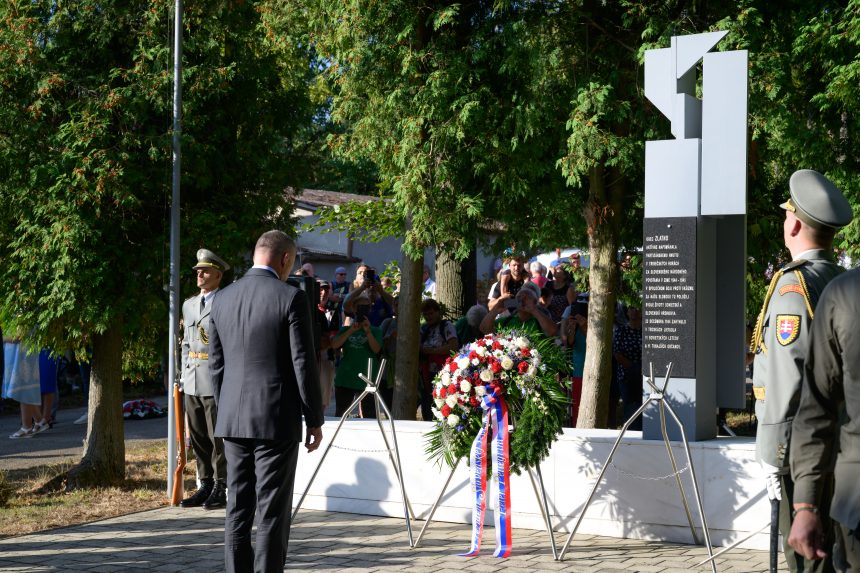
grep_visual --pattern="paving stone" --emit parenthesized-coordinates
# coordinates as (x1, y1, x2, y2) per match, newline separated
(0, 507, 784, 572)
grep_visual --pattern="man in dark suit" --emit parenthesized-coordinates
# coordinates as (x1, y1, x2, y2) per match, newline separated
(209, 230, 324, 573)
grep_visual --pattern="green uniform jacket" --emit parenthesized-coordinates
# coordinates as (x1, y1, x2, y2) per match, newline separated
(791, 268, 860, 529)
(753, 249, 843, 469)
(181, 291, 216, 397)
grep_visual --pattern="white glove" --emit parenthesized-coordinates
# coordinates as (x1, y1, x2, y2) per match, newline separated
(761, 461, 786, 501)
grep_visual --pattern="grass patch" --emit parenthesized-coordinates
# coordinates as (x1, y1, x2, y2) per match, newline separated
(0, 440, 197, 539)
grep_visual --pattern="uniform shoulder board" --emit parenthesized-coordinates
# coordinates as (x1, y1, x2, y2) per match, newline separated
(781, 259, 808, 271)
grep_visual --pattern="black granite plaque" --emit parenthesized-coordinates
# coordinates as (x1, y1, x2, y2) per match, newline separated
(642, 217, 696, 378)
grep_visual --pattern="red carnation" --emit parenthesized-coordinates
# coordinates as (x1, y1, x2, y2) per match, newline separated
(469, 396, 479, 407)
(447, 383, 457, 395)
(492, 341, 502, 350)
(439, 387, 447, 398)
(469, 351, 478, 361)
(448, 362, 458, 373)
(441, 404, 451, 417)
(521, 347, 531, 357)
(518, 361, 529, 374)
(490, 360, 502, 374)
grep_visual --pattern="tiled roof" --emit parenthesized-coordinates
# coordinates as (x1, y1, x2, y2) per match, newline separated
(290, 188, 380, 208)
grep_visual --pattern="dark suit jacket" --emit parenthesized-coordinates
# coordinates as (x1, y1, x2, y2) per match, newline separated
(209, 267, 324, 442)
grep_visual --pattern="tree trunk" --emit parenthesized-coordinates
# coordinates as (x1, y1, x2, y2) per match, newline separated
(436, 248, 463, 319)
(67, 322, 126, 488)
(392, 246, 424, 420)
(577, 165, 623, 428)
(461, 248, 477, 314)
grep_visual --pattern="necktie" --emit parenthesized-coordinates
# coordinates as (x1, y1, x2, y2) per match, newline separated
(200, 297, 206, 314)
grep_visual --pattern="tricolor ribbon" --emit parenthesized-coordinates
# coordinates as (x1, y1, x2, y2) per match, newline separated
(459, 387, 512, 558)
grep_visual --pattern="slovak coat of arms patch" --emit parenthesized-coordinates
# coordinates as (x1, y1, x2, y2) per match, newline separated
(775, 315, 801, 346)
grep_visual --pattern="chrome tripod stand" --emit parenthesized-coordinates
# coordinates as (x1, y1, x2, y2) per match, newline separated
(291, 358, 415, 547)
(557, 363, 717, 572)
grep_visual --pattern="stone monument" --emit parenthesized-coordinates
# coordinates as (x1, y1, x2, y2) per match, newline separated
(642, 32, 748, 440)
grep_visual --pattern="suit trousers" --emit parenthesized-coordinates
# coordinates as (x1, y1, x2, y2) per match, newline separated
(184, 394, 226, 481)
(223, 437, 300, 573)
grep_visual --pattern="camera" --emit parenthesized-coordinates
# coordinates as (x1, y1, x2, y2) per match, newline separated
(355, 304, 371, 323)
(362, 268, 377, 284)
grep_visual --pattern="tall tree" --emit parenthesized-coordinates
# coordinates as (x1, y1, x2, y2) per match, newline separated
(0, 0, 316, 486)
(301, 1, 591, 417)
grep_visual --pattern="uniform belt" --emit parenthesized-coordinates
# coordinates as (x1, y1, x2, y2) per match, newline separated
(753, 386, 765, 400)
(188, 352, 208, 360)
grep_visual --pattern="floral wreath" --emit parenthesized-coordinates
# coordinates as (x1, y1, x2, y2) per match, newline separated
(424, 327, 569, 474)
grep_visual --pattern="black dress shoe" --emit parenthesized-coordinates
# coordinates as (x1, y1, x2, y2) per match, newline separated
(202, 480, 227, 510)
(180, 480, 214, 508)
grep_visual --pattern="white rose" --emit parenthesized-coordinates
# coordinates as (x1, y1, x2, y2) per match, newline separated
(479, 369, 494, 382)
(501, 357, 514, 371)
(447, 414, 459, 427)
(457, 357, 470, 370)
(515, 336, 528, 348)
(440, 371, 451, 385)
(460, 380, 472, 393)
(475, 346, 486, 357)
(527, 365, 537, 377)
(475, 385, 487, 397)
(445, 395, 458, 408)
(434, 398, 445, 408)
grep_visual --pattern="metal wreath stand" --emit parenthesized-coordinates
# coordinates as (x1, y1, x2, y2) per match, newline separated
(291, 358, 416, 547)
(557, 362, 717, 572)
(412, 420, 561, 558)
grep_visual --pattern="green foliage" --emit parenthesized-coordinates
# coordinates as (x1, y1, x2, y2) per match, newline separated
(715, 0, 860, 318)
(0, 0, 316, 373)
(299, 0, 593, 259)
(305, 198, 403, 243)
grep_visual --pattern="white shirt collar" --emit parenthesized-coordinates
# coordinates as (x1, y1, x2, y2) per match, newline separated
(252, 264, 279, 278)
(202, 288, 218, 303)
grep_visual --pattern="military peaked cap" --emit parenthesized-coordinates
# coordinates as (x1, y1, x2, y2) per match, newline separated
(781, 170, 853, 230)
(192, 248, 230, 272)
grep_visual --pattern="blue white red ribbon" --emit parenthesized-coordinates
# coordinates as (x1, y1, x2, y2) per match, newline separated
(459, 387, 512, 558)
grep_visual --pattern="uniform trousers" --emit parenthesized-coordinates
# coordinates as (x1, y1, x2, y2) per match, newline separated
(223, 438, 300, 573)
(779, 474, 834, 573)
(184, 394, 226, 481)
(835, 523, 860, 573)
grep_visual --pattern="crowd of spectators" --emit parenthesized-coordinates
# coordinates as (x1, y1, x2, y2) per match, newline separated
(303, 250, 640, 428)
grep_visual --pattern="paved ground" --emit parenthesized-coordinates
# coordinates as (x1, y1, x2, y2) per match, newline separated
(0, 506, 780, 572)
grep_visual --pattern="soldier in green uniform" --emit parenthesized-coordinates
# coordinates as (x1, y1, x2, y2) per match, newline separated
(179, 249, 230, 509)
(789, 267, 860, 572)
(750, 169, 853, 572)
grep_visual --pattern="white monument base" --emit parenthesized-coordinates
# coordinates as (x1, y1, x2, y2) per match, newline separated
(294, 419, 768, 550)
